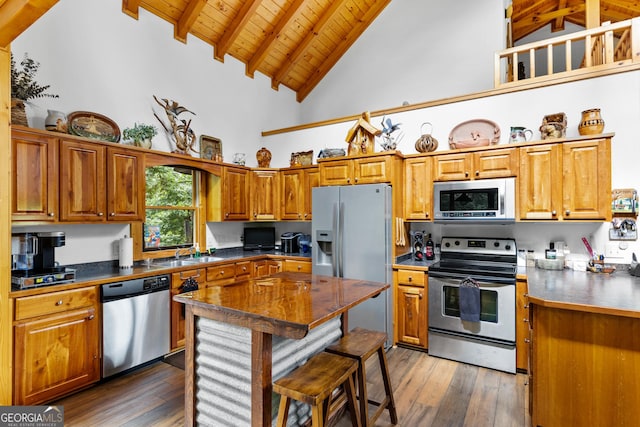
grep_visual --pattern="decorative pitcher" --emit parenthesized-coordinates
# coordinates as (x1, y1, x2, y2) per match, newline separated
(509, 126, 533, 143)
(45, 110, 67, 132)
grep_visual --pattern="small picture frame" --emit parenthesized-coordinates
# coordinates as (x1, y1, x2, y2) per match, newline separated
(200, 135, 222, 161)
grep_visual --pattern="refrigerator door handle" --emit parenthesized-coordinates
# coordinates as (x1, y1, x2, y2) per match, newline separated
(338, 201, 345, 277)
(332, 202, 339, 277)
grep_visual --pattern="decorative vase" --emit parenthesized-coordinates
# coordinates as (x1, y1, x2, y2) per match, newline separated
(45, 110, 67, 132)
(578, 108, 605, 135)
(136, 138, 152, 149)
(256, 147, 272, 167)
(11, 98, 28, 127)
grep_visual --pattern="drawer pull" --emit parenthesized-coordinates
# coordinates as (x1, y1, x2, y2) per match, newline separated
(524, 338, 531, 343)
(55, 300, 63, 306)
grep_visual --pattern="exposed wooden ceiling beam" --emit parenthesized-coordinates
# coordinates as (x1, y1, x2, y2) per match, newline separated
(271, 0, 344, 90)
(552, 0, 568, 32)
(122, 0, 141, 20)
(527, 4, 585, 25)
(295, 0, 391, 102)
(214, 0, 262, 62)
(175, 0, 208, 43)
(0, 0, 58, 48)
(246, 0, 306, 78)
(585, 0, 600, 28)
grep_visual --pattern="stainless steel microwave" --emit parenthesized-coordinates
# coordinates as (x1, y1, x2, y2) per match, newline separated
(433, 177, 516, 222)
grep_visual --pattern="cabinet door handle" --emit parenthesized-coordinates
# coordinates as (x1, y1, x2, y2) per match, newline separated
(88, 314, 95, 320)
(48, 212, 55, 217)
(225, 213, 229, 218)
(419, 292, 423, 299)
(465, 172, 469, 177)
(110, 212, 115, 217)
(475, 170, 479, 176)
(565, 210, 571, 216)
(425, 212, 429, 218)
(523, 304, 529, 309)
(97, 212, 104, 217)
(523, 318, 529, 322)
(354, 177, 358, 183)
(524, 338, 531, 343)
(551, 210, 557, 216)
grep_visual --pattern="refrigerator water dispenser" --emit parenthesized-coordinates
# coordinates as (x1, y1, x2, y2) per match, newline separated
(315, 230, 333, 266)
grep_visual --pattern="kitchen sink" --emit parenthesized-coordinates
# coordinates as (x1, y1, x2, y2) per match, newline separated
(189, 256, 225, 263)
(156, 259, 200, 267)
(156, 256, 225, 267)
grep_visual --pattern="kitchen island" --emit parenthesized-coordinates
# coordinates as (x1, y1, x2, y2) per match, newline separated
(525, 267, 640, 426)
(174, 271, 389, 427)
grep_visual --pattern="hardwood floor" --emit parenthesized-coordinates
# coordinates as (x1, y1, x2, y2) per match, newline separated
(53, 346, 529, 426)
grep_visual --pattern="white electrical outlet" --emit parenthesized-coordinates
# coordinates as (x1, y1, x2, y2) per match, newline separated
(605, 242, 624, 258)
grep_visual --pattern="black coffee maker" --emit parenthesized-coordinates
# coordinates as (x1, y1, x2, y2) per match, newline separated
(11, 231, 66, 276)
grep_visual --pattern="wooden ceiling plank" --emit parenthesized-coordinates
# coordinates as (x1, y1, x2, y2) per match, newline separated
(175, 0, 208, 43)
(0, 0, 58, 48)
(247, 0, 306, 78)
(272, 0, 346, 90)
(122, 0, 141, 19)
(296, 0, 391, 101)
(214, 0, 262, 62)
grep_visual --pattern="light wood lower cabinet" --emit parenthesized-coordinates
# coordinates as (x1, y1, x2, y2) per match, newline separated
(395, 268, 428, 349)
(253, 259, 282, 277)
(13, 286, 100, 405)
(515, 279, 529, 372)
(171, 268, 205, 351)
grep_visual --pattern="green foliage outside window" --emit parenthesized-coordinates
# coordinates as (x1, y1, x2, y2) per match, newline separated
(144, 166, 196, 249)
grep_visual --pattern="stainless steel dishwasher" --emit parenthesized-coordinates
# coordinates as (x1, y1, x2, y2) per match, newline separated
(101, 274, 170, 378)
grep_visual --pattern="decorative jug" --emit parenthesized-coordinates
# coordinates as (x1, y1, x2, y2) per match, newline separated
(509, 126, 533, 143)
(45, 110, 67, 132)
(256, 147, 272, 167)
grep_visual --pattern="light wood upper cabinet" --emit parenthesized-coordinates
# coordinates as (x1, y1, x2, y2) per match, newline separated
(222, 166, 251, 221)
(281, 166, 319, 221)
(519, 138, 611, 221)
(404, 157, 432, 220)
(562, 139, 611, 220)
(319, 153, 398, 186)
(59, 139, 144, 222)
(11, 129, 58, 222)
(251, 169, 279, 220)
(59, 139, 107, 221)
(13, 286, 100, 405)
(107, 147, 145, 221)
(433, 147, 518, 181)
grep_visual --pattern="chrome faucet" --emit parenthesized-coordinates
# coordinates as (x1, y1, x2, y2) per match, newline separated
(175, 247, 195, 259)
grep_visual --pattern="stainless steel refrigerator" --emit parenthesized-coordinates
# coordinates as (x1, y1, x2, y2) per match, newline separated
(312, 183, 392, 348)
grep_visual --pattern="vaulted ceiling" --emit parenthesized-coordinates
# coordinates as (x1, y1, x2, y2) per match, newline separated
(2, 1, 640, 103)
(511, 0, 640, 42)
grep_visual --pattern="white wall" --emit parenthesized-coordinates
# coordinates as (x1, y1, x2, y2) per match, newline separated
(299, 0, 506, 123)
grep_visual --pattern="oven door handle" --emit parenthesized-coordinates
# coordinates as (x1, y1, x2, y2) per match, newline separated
(428, 272, 515, 286)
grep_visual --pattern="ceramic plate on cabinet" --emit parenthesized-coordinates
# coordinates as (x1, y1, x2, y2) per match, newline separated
(448, 119, 500, 149)
(67, 111, 120, 142)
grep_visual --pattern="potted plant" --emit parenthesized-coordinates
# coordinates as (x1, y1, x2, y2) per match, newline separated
(10, 53, 59, 127)
(123, 123, 158, 149)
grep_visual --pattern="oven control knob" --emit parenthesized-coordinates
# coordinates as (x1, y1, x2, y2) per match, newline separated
(454, 240, 460, 246)
(505, 244, 511, 250)
(494, 241, 500, 247)
(445, 242, 451, 248)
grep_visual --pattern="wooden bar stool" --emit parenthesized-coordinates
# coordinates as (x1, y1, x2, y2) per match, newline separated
(273, 351, 362, 427)
(325, 328, 398, 426)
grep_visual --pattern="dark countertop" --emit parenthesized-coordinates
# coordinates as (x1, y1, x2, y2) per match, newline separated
(525, 266, 640, 318)
(10, 248, 312, 297)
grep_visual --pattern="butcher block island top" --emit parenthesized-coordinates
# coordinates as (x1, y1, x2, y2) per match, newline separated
(174, 272, 389, 426)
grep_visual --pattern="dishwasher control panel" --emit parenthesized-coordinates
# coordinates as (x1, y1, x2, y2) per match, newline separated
(101, 274, 170, 302)
(143, 275, 170, 291)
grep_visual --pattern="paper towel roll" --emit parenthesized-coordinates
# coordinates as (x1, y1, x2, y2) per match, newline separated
(119, 236, 133, 269)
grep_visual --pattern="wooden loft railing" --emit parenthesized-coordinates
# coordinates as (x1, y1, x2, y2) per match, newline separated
(495, 17, 640, 88)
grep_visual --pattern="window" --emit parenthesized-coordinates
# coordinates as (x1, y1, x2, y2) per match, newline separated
(144, 166, 197, 251)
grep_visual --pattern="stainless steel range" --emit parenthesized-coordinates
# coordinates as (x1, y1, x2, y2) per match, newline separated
(428, 237, 517, 373)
